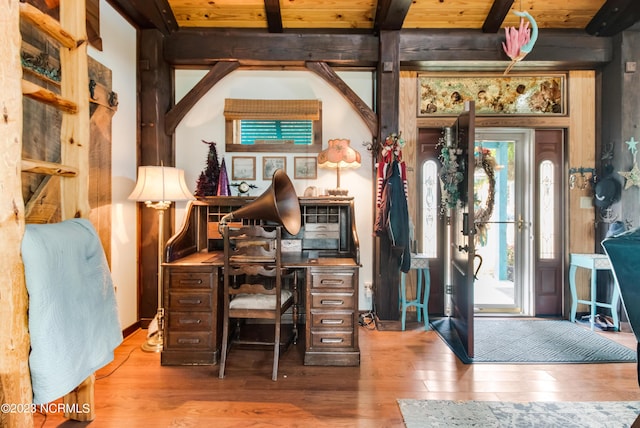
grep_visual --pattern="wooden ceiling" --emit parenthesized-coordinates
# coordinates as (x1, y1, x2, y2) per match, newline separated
(109, 0, 640, 37)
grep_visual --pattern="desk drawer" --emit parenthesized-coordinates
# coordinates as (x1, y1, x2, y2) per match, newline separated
(310, 270, 354, 289)
(169, 271, 214, 289)
(166, 311, 212, 331)
(309, 330, 354, 349)
(310, 311, 354, 329)
(166, 331, 212, 349)
(310, 292, 354, 310)
(168, 291, 213, 310)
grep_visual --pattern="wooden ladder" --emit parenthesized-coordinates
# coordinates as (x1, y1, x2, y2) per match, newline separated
(19, 0, 94, 422)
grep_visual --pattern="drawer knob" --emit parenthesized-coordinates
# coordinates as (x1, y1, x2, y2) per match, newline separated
(177, 338, 201, 344)
(321, 319, 344, 325)
(179, 279, 203, 285)
(321, 338, 344, 344)
(178, 319, 202, 324)
(320, 299, 343, 306)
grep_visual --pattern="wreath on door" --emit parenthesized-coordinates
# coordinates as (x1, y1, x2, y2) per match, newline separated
(474, 148, 497, 246)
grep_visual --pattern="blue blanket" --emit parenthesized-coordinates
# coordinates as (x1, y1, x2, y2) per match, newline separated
(22, 219, 123, 404)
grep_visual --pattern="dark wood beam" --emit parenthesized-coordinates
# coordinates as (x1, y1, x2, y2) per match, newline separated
(165, 61, 240, 135)
(305, 61, 378, 136)
(164, 29, 379, 66)
(482, 0, 514, 33)
(399, 29, 612, 66)
(375, 30, 401, 322)
(374, 0, 412, 33)
(264, 0, 283, 33)
(106, 0, 178, 34)
(138, 29, 174, 325)
(164, 28, 612, 71)
(586, 0, 640, 37)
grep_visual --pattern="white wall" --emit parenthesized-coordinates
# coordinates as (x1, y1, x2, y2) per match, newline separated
(174, 69, 376, 310)
(88, 1, 138, 330)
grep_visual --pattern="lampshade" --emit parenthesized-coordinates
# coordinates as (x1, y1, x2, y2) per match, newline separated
(317, 139, 361, 196)
(128, 165, 195, 202)
(317, 139, 361, 169)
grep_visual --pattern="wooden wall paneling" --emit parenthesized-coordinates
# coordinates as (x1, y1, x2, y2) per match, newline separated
(399, 71, 417, 231)
(568, 70, 597, 317)
(88, 58, 116, 265)
(0, 3, 34, 428)
(398, 71, 418, 311)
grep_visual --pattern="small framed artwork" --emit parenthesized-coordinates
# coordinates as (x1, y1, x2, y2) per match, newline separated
(231, 156, 256, 180)
(294, 156, 317, 179)
(262, 156, 286, 180)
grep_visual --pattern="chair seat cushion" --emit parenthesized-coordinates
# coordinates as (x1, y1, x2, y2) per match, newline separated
(230, 290, 293, 310)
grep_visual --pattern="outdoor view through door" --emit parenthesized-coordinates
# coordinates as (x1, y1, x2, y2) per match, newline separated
(473, 130, 533, 315)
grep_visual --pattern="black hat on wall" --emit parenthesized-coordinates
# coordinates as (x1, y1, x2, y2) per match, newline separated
(593, 176, 621, 208)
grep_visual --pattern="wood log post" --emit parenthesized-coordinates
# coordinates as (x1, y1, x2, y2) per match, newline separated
(0, 2, 34, 428)
(63, 374, 95, 420)
(59, 0, 91, 220)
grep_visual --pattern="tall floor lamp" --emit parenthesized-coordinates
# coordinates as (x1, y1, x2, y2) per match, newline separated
(129, 165, 195, 352)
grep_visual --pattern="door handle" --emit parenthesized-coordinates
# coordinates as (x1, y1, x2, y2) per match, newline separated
(517, 215, 525, 231)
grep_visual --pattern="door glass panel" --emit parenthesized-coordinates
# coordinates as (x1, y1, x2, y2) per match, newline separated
(421, 160, 438, 257)
(473, 140, 517, 309)
(539, 160, 555, 259)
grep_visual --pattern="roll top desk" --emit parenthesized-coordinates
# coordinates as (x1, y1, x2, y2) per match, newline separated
(161, 197, 360, 367)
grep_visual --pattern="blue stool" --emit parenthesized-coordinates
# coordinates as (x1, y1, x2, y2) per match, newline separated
(400, 253, 430, 331)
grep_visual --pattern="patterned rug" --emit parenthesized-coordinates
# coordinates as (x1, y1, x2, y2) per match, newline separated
(431, 318, 637, 364)
(397, 400, 640, 428)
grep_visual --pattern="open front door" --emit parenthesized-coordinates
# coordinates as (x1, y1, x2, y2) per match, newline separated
(449, 102, 476, 358)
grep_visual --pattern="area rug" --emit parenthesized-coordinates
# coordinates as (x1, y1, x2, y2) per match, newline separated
(430, 318, 637, 364)
(397, 399, 640, 428)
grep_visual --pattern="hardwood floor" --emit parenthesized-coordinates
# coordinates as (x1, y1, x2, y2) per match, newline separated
(36, 321, 640, 427)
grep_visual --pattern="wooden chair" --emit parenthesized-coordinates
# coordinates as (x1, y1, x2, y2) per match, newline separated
(218, 225, 296, 381)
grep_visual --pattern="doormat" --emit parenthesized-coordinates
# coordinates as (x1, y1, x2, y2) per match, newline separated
(397, 399, 640, 428)
(430, 318, 637, 364)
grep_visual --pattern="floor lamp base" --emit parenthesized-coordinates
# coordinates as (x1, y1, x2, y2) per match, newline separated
(141, 333, 163, 353)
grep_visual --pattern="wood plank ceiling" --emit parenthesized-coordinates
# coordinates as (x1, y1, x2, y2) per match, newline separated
(108, 0, 640, 37)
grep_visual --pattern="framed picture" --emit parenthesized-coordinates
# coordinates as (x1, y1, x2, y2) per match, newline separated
(262, 156, 286, 180)
(231, 156, 256, 180)
(294, 157, 317, 179)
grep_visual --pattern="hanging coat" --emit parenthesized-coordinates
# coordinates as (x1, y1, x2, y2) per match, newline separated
(374, 160, 411, 273)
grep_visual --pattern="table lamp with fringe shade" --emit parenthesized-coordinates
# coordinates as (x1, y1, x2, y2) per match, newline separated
(317, 139, 361, 196)
(129, 165, 195, 352)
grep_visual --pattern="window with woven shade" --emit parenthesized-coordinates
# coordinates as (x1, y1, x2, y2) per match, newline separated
(224, 99, 322, 153)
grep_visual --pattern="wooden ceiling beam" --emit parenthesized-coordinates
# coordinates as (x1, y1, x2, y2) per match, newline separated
(165, 61, 240, 135)
(586, 0, 640, 37)
(306, 61, 378, 135)
(374, 0, 412, 33)
(164, 28, 612, 70)
(264, 0, 283, 33)
(106, 0, 177, 34)
(165, 30, 379, 66)
(482, 0, 514, 33)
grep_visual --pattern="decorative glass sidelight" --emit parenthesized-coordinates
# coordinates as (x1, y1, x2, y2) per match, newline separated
(421, 160, 439, 257)
(539, 160, 555, 259)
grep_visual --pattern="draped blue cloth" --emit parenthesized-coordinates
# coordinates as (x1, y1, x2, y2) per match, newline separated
(22, 219, 122, 404)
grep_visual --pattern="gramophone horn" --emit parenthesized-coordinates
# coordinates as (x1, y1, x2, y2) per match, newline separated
(219, 169, 301, 235)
